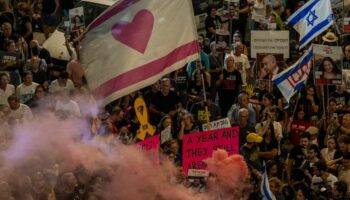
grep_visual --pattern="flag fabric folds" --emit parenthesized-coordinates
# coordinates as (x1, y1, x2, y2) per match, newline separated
(287, 0, 334, 49)
(80, 0, 200, 105)
(261, 162, 276, 200)
(272, 46, 313, 102)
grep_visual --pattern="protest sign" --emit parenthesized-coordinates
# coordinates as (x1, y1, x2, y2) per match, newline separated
(202, 118, 231, 131)
(182, 127, 239, 175)
(343, 70, 350, 90)
(136, 134, 160, 163)
(69, 7, 85, 40)
(313, 45, 343, 85)
(223, 0, 239, 20)
(188, 169, 209, 178)
(134, 97, 155, 140)
(161, 126, 172, 144)
(251, 31, 289, 58)
(256, 53, 286, 80)
(345, 0, 350, 32)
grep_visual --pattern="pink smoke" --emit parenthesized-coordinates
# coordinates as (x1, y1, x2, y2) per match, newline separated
(205, 149, 249, 199)
(0, 96, 250, 200)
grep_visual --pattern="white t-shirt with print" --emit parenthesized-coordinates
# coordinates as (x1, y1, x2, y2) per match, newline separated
(16, 82, 39, 103)
(0, 84, 15, 105)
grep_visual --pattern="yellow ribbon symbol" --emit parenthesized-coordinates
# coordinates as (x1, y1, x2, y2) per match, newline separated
(134, 97, 155, 140)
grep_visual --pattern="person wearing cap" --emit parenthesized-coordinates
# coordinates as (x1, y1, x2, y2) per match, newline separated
(240, 132, 263, 171)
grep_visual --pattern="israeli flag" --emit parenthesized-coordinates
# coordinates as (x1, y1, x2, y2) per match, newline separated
(261, 162, 276, 200)
(287, 0, 334, 49)
(272, 46, 313, 102)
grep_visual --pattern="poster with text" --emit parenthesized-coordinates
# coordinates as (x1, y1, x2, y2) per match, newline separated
(182, 127, 239, 175)
(136, 134, 160, 164)
(69, 7, 85, 41)
(256, 53, 285, 80)
(314, 45, 343, 85)
(251, 31, 289, 58)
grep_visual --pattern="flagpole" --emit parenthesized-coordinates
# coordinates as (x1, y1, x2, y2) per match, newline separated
(321, 85, 326, 130)
(201, 73, 211, 130)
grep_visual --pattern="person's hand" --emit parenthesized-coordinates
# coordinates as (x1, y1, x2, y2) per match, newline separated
(181, 120, 185, 129)
(169, 110, 177, 117)
(259, 68, 268, 79)
(219, 74, 223, 81)
(48, 188, 56, 200)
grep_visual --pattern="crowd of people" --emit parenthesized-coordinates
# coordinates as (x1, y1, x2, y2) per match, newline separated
(1, 0, 350, 200)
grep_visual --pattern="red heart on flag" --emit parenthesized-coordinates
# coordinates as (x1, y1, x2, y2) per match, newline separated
(111, 9, 154, 54)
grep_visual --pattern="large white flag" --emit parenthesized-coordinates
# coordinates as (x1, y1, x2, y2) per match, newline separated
(81, 0, 200, 104)
(272, 46, 313, 102)
(287, 0, 334, 49)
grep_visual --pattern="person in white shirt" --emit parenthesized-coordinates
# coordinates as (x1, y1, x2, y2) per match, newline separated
(16, 72, 39, 104)
(8, 95, 33, 121)
(49, 71, 74, 94)
(311, 160, 338, 191)
(232, 42, 251, 86)
(54, 91, 81, 118)
(0, 73, 14, 106)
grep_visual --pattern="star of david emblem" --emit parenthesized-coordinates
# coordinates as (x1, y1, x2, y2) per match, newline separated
(306, 10, 318, 26)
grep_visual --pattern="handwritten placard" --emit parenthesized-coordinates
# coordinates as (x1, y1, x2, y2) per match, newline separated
(251, 31, 289, 58)
(182, 127, 239, 175)
(136, 134, 160, 163)
(188, 169, 209, 178)
(202, 118, 231, 131)
(161, 126, 172, 144)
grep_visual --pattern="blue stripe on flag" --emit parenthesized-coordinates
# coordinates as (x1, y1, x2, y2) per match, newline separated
(273, 49, 313, 85)
(288, 0, 319, 26)
(299, 15, 333, 47)
(262, 173, 273, 200)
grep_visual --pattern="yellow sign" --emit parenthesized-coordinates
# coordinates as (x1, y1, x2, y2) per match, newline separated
(134, 97, 155, 140)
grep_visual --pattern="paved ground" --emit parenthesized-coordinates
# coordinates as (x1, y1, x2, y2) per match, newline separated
(33, 32, 46, 45)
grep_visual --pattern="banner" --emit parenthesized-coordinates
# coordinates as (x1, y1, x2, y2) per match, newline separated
(182, 127, 239, 175)
(81, 0, 199, 105)
(250, 31, 289, 58)
(313, 44, 343, 85)
(136, 134, 160, 163)
(202, 118, 231, 131)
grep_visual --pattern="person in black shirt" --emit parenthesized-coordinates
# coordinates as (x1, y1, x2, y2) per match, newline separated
(0, 1, 15, 28)
(204, 5, 227, 41)
(42, 0, 59, 39)
(216, 55, 242, 115)
(0, 22, 20, 51)
(17, 3, 33, 46)
(231, 0, 250, 41)
(150, 78, 182, 124)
